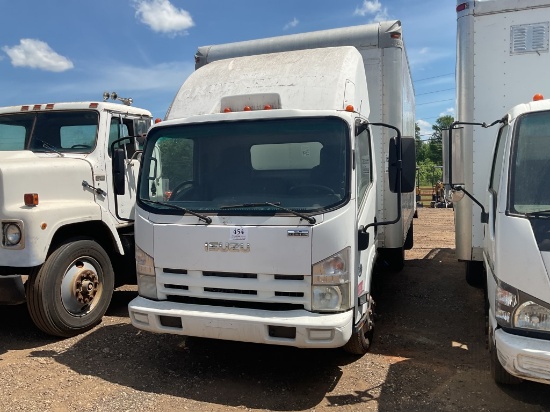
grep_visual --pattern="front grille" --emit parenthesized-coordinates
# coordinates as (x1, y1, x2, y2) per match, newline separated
(159, 269, 310, 310)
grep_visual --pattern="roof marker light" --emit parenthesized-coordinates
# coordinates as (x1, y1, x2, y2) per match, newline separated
(32, 104, 41, 111)
(45, 103, 55, 110)
(243, 106, 252, 111)
(223, 107, 232, 113)
(154, 118, 162, 123)
(533, 93, 544, 101)
(21, 106, 29, 111)
(390, 33, 401, 39)
(89, 103, 99, 108)
(345, 105, 355, 112)
(264, 104, 272, 110)
(456, 3, 469, 12)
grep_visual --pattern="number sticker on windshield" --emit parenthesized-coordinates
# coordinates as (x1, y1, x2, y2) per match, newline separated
(230, 227, 248, 241)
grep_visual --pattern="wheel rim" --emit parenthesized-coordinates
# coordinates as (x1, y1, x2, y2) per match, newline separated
(60, 256, 104, 316)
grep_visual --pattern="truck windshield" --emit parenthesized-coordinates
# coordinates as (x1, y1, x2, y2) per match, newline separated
(0, 110, 98, 153)
(139, 117, 350, 215)
(510, 110, 550, 215)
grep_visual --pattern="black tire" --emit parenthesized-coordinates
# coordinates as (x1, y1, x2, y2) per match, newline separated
(379, 247, 405, 272)
(404, 222, 414, 250)
(343, 296, 375, 355)
(488, 326, 522, 385)
(465, 261, 485, 289)
(26, 238, 115, 337)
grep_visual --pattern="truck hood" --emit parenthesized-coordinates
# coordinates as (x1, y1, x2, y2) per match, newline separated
(153, 221, 312, 276)
(0, 151, 94, 212)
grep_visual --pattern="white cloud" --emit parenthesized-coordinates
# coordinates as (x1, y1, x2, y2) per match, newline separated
(284, 18, 299, 30)
(417, 119, 433, 138)
(440, 107, 455, 117)
(134, 0, 194, 36)
(408, 46, 454, 70)
(354, 0, 390, 22)
(2, 39, 73, 72)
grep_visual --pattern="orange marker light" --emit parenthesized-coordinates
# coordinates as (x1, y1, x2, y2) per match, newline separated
(45, 103, 55, 110)
(264, 104, 272, 110)
(533, 93, 544, 101)
(345, 105, 355, 112)
(223, 107, 232, 113)
(32, 104, 41, 111)
(89, 103, 99, 108)
(24, 193, 39, 206)
(243, 106, 252, 111)
(21, 106, 29, 111)
(154, 118, 162, 123)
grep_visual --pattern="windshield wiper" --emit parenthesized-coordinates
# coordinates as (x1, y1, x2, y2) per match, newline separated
(141, 199, 212, 224)
(34, 139, 64, 157)
(220, 201, 316, 224)
(525, 209, 550, 218)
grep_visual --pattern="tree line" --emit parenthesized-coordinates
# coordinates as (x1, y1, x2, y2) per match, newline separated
(415, 114, 454, 187)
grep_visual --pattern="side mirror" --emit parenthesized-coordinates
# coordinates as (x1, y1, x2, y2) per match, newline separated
(388, 136, 416, 194)
(400, 137, 416, 193)
(358, 227, 369, 251)
(113, 148, 126, 196)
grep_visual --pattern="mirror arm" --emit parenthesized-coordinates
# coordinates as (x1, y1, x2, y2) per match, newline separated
(361, 122, 403, 234)
(447, 119, 502, 224)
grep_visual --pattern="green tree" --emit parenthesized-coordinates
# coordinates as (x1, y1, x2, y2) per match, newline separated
(426, 114, 454, 164)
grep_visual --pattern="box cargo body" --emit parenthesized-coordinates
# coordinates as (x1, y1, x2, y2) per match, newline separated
(455, 0, 550, 264)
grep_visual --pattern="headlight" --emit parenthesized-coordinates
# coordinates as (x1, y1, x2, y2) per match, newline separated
(495, 281, 550, 332)
(3, 222, 22, 247)
(311, 248, 351, 312)
(514, 302, 550, 332)
(136, 245, 157, 299)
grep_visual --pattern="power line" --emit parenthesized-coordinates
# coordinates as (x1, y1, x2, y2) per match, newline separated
(417, 98, 454, 106)
(415, 88, 455, 96)
(414, 72, 454, 82)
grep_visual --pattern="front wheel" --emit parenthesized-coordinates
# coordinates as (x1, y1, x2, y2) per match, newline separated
(26, 238, 115, 337)
(343, 296, 375, 355)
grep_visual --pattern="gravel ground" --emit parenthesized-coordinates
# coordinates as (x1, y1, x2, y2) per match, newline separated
(0, 208, 549, 411)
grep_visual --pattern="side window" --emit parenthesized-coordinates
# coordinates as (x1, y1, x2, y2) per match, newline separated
(108, 117, 130, 157)
(489, 125, 508, 227)
(355, 126, 372, 202)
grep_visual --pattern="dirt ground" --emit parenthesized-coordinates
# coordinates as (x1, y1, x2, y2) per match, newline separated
(0, 208, 549, 412)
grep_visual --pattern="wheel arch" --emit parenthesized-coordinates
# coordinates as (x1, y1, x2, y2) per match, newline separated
(49, 221, 123, 257)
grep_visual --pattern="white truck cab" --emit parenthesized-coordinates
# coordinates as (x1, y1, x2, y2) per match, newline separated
(0, 96, 152, 337)
(449, 97, 550, 385)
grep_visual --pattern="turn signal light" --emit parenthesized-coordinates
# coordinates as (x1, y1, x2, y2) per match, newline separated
(24, 193, 39, 206)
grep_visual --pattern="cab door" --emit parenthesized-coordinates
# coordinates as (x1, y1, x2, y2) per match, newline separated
(485, 124, 509, 275)
(107, 115, 149, 222)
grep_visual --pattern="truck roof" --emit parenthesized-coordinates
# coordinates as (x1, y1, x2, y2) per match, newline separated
(0, 101, 152, 117)
(195, 21, 403, 69)
(167, 46, 369, 120)
(457, 0, 550, 15)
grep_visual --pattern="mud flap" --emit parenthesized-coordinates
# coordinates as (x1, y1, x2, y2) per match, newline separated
(0, 275, 26, 305)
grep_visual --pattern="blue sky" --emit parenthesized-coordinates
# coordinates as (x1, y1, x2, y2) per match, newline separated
(0, 0, 456, 139)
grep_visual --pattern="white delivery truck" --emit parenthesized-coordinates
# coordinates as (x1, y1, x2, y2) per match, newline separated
(447, 0, 550, 384)
(128, 22, 416, 354)
(0, 94, 152, 337)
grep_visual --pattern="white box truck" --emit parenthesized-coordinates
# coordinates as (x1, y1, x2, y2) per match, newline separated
(448, 0, 550, 384)
(128, 22, 416, 354)
(0, 94, 152, 337)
